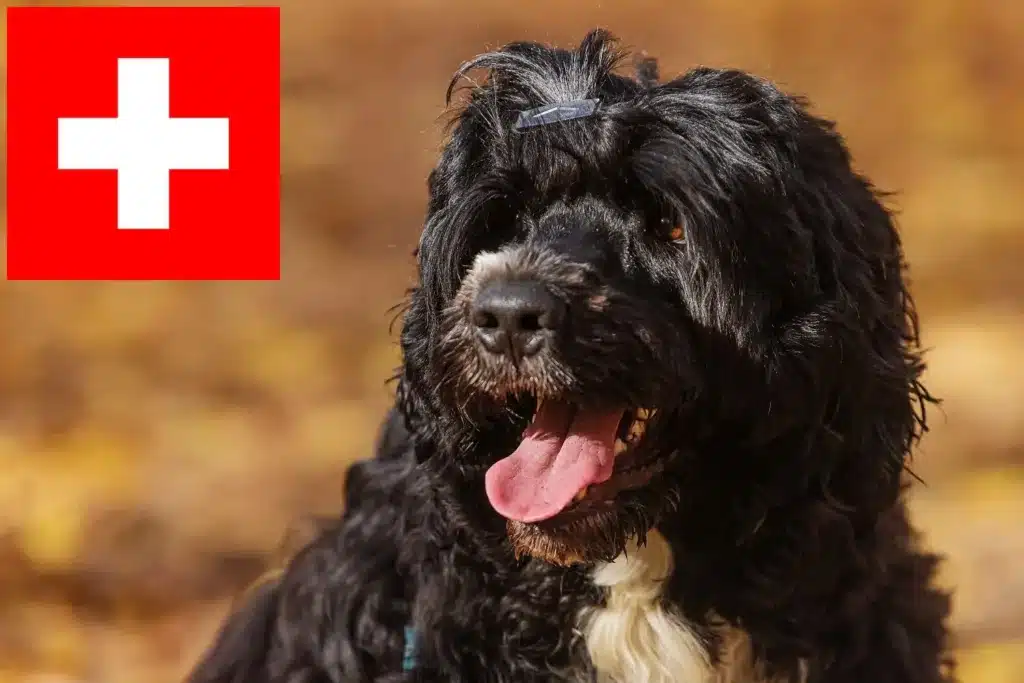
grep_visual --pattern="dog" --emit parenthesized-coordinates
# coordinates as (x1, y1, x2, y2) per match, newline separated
(187, 30, 956, 683)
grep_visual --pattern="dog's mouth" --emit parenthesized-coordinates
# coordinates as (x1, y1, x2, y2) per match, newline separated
(484, 399, 663, 524)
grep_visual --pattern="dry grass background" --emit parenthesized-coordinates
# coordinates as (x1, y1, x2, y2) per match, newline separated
(0, 1, 1022, 681)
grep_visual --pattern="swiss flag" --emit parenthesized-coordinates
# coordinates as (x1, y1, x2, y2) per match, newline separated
(6, 6, 281, 280)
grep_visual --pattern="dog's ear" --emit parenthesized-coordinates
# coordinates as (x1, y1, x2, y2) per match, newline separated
(416, 130, 481, 322)
(779, 110, 935, 506)
(655, 68, 934, 503)
(184, 578, 280, 683)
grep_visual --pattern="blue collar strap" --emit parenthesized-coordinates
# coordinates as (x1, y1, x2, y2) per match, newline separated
(403, 626, 418, 671)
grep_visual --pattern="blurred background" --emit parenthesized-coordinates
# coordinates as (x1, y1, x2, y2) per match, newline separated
(1, 0, 1022, 681)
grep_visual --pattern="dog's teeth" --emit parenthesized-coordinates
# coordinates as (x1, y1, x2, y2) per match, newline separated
(625, 407, 653, 443)
(614, 438, 628, 456)
(574, 486, 589, 502)
(628, 419, 647, 442)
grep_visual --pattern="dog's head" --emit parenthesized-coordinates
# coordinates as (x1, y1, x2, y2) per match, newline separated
(397, 30, 930, 566)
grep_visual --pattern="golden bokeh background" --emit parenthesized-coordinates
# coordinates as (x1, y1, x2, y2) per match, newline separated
(1, 1, 1022, 681)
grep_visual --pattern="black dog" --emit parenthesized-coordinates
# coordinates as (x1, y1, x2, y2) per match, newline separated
(188, 30, 955, 683)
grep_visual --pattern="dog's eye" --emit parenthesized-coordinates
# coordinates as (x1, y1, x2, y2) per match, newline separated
(657, 216, 686, 244)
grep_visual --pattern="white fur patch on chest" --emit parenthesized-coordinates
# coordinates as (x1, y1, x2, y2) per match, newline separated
(577, 530, 797, 683)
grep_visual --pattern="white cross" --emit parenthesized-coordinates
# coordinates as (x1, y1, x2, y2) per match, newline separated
(57, 57, 230, 230)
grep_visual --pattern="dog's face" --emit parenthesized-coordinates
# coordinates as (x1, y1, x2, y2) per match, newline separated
(439, 201, 700, 565)
(399, 31, 926, 566)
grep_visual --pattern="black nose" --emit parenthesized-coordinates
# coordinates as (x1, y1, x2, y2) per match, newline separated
(471, 280, 564, 360)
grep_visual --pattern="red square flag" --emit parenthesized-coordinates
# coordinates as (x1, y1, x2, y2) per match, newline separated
(6, 6, 281, 280)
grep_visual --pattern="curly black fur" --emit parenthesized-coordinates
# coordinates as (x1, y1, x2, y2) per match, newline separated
(187, 30, 955, 683)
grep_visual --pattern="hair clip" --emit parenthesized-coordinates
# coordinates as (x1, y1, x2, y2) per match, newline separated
(514, 98, 601, 130)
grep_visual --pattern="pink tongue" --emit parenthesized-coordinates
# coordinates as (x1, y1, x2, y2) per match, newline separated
(484, 400, 624, 523)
